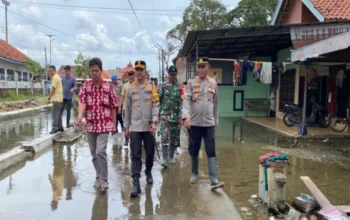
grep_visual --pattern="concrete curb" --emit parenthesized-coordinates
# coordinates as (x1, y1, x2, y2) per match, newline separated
(0, 104, 53, 121)
(0, 131, 64, 173)
(0, 146, 30, 173)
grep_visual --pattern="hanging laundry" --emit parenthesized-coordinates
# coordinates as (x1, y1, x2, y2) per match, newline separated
(253, 61, 261, 82)
(241, 60, 249, 86)
(271, 63, 279, 90)
(233, 60, 241, 86)
(260, 62, 272, 84)
(336, 68, 346, 88)
(327, 77, 336, 116)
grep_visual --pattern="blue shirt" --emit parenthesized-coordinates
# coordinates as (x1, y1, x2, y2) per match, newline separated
(61, 75, 77, 99)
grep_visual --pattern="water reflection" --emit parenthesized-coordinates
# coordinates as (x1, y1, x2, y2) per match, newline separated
(49, 144, 78, 211)
(91, 194, 108, 220)
(0, 110, 74, 154)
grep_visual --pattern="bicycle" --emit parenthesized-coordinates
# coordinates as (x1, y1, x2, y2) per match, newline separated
(329, 109, 350, 132)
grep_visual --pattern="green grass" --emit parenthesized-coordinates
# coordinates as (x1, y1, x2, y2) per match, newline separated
(0, 91, 45, 103)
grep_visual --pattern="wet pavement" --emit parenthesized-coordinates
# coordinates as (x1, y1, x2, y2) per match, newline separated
(1, 118, 350, 219)
(0, 110, 73, 154)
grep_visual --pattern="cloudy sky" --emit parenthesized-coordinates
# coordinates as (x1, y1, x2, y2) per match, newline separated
(0, 0, 239, 77)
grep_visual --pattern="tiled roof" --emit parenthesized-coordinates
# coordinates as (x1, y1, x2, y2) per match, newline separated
(311, 0, 350, 20)
(101, 70, 112, 80)
(0, 39, 30, 62)
(120, 61, 135, 79)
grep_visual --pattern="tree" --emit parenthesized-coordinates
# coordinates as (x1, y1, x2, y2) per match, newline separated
(74, 53, 90, 79)
(227, 0, 278, 27)
(167, 0, 229, 47)
(24, 59, 45, 96)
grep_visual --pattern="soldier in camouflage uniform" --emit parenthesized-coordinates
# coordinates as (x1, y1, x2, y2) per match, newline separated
(159, 65, 182, 168)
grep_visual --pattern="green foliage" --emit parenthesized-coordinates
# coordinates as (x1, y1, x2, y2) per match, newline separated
(0, 90, 45, 102)
(23, 60, 44, 78)
(167, 0, 278, 46)
(74, 53, 90, 78)
(167, 0, 229, 46)
(227, 0, 278, 27)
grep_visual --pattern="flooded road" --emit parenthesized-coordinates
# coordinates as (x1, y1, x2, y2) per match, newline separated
(0, 110, 73, 154)
(1, 118, 350, 219)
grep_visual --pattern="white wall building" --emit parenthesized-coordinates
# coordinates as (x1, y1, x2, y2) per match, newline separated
(0, 39, 41, 93)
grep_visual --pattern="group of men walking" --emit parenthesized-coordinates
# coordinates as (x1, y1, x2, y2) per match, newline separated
(76, 57, 224, 197)
(48, 65, 77, 134)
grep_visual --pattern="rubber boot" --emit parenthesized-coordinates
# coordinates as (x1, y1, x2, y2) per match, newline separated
(145, 170, 153, 185)
(130, 178, 141, 197)
(124, 138, 129, 146)
(190, 157, 198, 184)
(161, 145, 169, 168)
(208, 157, 224, 190)
(169, 146, 176, 165)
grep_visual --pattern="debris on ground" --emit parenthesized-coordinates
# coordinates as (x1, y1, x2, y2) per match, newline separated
(52, 129, 83, 143)
(0, 98, 44, 112)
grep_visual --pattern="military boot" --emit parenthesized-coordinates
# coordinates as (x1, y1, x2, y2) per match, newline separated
(208, 157, 224, 190)
(169, 146, 176, 165)
(161, 145, 169, 168)
(190, 157, 198, 184)
(145, 170, 153, 185)
(130, 178, 141, 197)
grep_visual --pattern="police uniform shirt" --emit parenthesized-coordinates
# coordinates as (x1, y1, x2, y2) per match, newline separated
(124, 82, 160, 132)
(182, 76, 219, 127)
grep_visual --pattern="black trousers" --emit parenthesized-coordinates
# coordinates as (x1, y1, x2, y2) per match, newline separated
(189, 126, 216, 158)
(60, 99, 72, 125)
(130, 132, 155, 179)
(117, 111, 124, 128)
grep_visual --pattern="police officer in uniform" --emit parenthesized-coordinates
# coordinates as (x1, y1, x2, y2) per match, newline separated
(182, 57, 224, 190)
(124, 60, 160, 197)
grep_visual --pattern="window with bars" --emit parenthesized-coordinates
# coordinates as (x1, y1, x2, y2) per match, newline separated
(0, 68, 4, 80)
(16, 71, 22, 81)
(23, 72, 28, 81)
(7, 69, 14, 81)
(279, 69, 296, 111)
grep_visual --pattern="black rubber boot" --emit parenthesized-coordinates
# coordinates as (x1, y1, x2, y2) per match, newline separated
(130, 178, 141, 197)
(190, 157, 198, 184)
(208, 157, 224, 190)
(145, 170, 153, 185)
(161, 145, 169, 168)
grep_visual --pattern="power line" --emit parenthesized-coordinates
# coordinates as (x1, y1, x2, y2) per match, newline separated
(13, 1, 184, 12)
(0, 5, 76, 39)
(127, 0, 155, 51)
(18, 48, 159, 54)
(14, 4, 181, 16)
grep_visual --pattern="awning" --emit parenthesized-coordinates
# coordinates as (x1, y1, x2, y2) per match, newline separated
(291, 31, 350, 62)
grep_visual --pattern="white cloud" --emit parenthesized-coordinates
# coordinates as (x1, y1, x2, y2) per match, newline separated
(157, 15, 182, 30)
(73, 11, 96, 30)
(115, 15, 133, 32)
(21, 6, 43, 20)
(76, 23, 116, 50)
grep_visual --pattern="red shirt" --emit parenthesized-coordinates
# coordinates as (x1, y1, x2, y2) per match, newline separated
(79, 80, 118, 133)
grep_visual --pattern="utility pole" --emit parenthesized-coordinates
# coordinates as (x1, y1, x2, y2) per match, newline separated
(158, 50, 161, 81)
(2, 0, 10, 42)
(44, 47, 47, 95)
(161, 50, 164, 82)
(46, 35, 55, 65)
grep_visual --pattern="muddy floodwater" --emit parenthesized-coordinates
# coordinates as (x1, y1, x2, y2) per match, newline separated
(1, 118, 350, 219)
(0, 110, 73, 154)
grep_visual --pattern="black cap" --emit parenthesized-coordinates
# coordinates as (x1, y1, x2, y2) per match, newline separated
(135, 60, 146, 69)
(197, 57, 209, 65)
(168, 65, 178, 74)
(64, 65, 71, 70)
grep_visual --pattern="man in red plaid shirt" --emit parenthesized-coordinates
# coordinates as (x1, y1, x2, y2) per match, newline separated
(77, 57, 118, 192)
